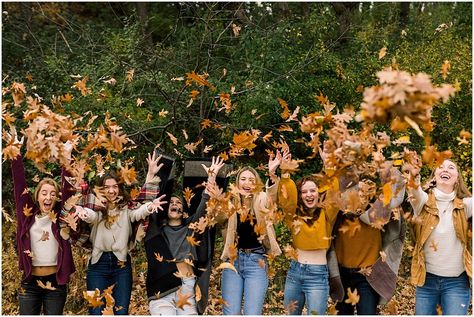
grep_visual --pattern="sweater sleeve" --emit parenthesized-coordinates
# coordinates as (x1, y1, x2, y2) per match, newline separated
(129, 202, 153, 223)
(407, 185, 428, 217)
(266, 178, 279, 206)
(11, 155, 35, 222)
(185, 192, 210, 225)
(277, 175, 298, 226)
(80, 207, 98, 224)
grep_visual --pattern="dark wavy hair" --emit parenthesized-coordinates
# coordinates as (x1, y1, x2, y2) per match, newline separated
(296, 176, 322, 226)
(96, 170, 129, 228)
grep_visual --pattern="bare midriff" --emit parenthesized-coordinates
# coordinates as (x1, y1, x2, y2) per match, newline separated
(176, 261, 194, 277)
(296, 248, 327, 265)
(32, 265, 57, 276)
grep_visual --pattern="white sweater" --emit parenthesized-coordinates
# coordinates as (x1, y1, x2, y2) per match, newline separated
(30, 214, 59, 266)
(410, 187, 472, 277)
(81, 203, 152, 264)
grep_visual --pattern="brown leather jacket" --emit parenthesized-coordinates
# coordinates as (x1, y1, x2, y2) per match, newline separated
(411, 190, 472, 286)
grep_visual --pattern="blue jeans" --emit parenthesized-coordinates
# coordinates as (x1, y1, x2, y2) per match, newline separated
(87, 252, 133, 315)
(221, 250, 268, 315)
(284, 260, 329, 315)
(336, 266, 379, 315)
(18, 274, 67, 315)
(415, 271, 471, 315)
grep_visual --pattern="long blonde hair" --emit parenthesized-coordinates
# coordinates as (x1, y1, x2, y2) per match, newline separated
(34, 178, 60, 204)
(233, 166, 264, 213)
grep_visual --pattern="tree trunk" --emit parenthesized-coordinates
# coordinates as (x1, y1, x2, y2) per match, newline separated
(136, 2, 154, 48)
(332, 2, 358, 44)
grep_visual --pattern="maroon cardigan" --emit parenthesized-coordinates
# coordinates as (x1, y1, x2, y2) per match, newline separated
(12, 155, 75, 285)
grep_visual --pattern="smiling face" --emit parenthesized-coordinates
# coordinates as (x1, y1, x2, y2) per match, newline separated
(37, 183, 58, 214)
(104, 178, 120, 203)
(168, 196, 183, 220)
(300, 180, 319, 209)
(237, 170, 257, 196)
(434, 159, 459, 192)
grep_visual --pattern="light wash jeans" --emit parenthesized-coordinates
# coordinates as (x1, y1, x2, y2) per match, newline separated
(283, 260, 329, 315)
(149, 277, 197, 315)
(415, 271, 471, 315)
(221, 250, 268, 315)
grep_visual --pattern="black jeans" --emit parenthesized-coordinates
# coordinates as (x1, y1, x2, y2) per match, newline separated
(18, 274, 67, 315)
(336, 266, 380, 315)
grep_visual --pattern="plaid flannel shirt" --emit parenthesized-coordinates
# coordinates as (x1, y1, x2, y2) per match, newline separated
(60, 181, 160, 249)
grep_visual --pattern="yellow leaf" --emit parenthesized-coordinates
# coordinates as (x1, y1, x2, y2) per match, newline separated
(126, 69, 135, 82)
(382, 182, 392, 206)
(216, 262, 238, 274)
(159, 109, 168, 117)
(344, 287, 360, 305)
(37, 280, 56, 290)
(378, 46, 387, 59)
(183, 187, 195, 208)
(71, 76, 91, 96)
(278, 98, 290, 120)
(189, 90, 200, 100)
(23, 204, 33, 217)
(440, 60, 451, 79)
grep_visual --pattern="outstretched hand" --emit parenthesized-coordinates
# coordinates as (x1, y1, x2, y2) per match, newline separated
(146, 151, 163, 183)
(148, 194, 167, 213)
(74, 205, 89, 221)
(201, 156, 225, 184)
(268, 149, 285, 174)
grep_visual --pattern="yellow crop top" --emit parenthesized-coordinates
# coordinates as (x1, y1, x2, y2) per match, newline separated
(278, 175, 338, 251)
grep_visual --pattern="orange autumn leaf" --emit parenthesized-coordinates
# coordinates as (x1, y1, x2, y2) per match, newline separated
(2, 111, 16, 126)
(315, 91, 328, 105)
(189, 90, 200, 99)
(48, 211, 57, 223)
(278, 98, 290, 120)
(440, 60, 451, 79)
(83, 289, 104, 308)
(60, 211, 79, 232)
(166, 132, 178, 145)
(72, 76, 91, 96)
(345, 287, 360, 305)
(126, 69, 135, 82)
(185, 71, 216, 91)
(219, 92, 233, 113)
(23, 204, 33, 217)
(175, 289, 193, 309)
(382, 182, 392, 206)
(2, 126, 22, 161)
(183, 187, 195, 208)
(154, 252, 164, 262)
(378, 46, 387, 59)
(61, 93, 73, 103)
(186, 235, 201, 247)
(119, 165, 137, 185)
(338, 218, 361, 237)
(200, 119, 212, 130)
(184, 139, 203, 154)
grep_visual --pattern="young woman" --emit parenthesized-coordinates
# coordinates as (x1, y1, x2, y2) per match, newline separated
(145, 156, 225, 315)
(215, 151, 285, 315)
(279, 175, 339, 315)
(332, 168, 406, 315)
(11, 140, 75, 315)
(407, 159, 471, 315)
(73, 153, 167, 315)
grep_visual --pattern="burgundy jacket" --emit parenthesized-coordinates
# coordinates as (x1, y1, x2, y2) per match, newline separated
(12, 155, 75, 285)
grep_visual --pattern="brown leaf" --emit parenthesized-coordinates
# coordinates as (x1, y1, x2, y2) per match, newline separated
(166, 132, 178, 145)
(71, 76, 91, 96)
(344, 287, 360, 305)
(378, 46, 387, 59)
(186, 235, 201, 247)
(183, 187, 195, 208)
(38, 230, 49, 241)
(37, 280, 56, 290)
(23, 204, 33, 217)
(175, 289, 193, 310)
(429, 240, 438, 252)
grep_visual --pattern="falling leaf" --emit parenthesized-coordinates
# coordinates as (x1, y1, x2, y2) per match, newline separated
(37, 280, 56, 290)
(283, 244, 298, 261)
(175, 289, 193, 309)
(166, 132, 178, 145)
(328, 302, 339, 315)
(159, 109, 168, 117)
(358, 267, 372, 276)
(440, 60, 451, 79)
(200, 119, 212, 130)
(61, 93, 73, 103)
(184, 139, 203, 154)
(126, 69, 135, 82)
(436, 304, 443, 315)
(119, 165, 137, 185)
(60, 211, 79, 232)
(185, 71, 215, 91)
(278, 98, 290, 120)
(146, 113, 153, 121)
(117, 261, 126, 268)
(186, 235, 201, 247)
(338, 218, 361, 237)
(285, 300, 299, 314)
(83, 289, 105, 308)
(49, 211, 57, 223)
(203, 145, 213, 153)
(216, 262, 238, 274)
(24, 250, 35, 259)
(232, 23, 241, 37)
(154, 252, 164, 262)
(71, 76, 91, 96)
(2, 111, 16, 126)
(382, 182, 392, 206)
(183, 187, 195, 208)
(23, 204, 33, 217)
(378, 46, 387, 59)
(315, 91, 328, 105)
(344, 287, 360, 305)
(379, 251, 387, 262)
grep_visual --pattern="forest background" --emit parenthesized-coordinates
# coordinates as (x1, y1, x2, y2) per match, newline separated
(1, 2, 472, 315)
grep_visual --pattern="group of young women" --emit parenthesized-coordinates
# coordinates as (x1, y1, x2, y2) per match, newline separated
(10, 136, 472, 315)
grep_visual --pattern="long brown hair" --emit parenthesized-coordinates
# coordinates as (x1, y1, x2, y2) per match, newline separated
(296, 176, 322, 225)
(424, 159, 472, 199)
(96, 170, 129, 228)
